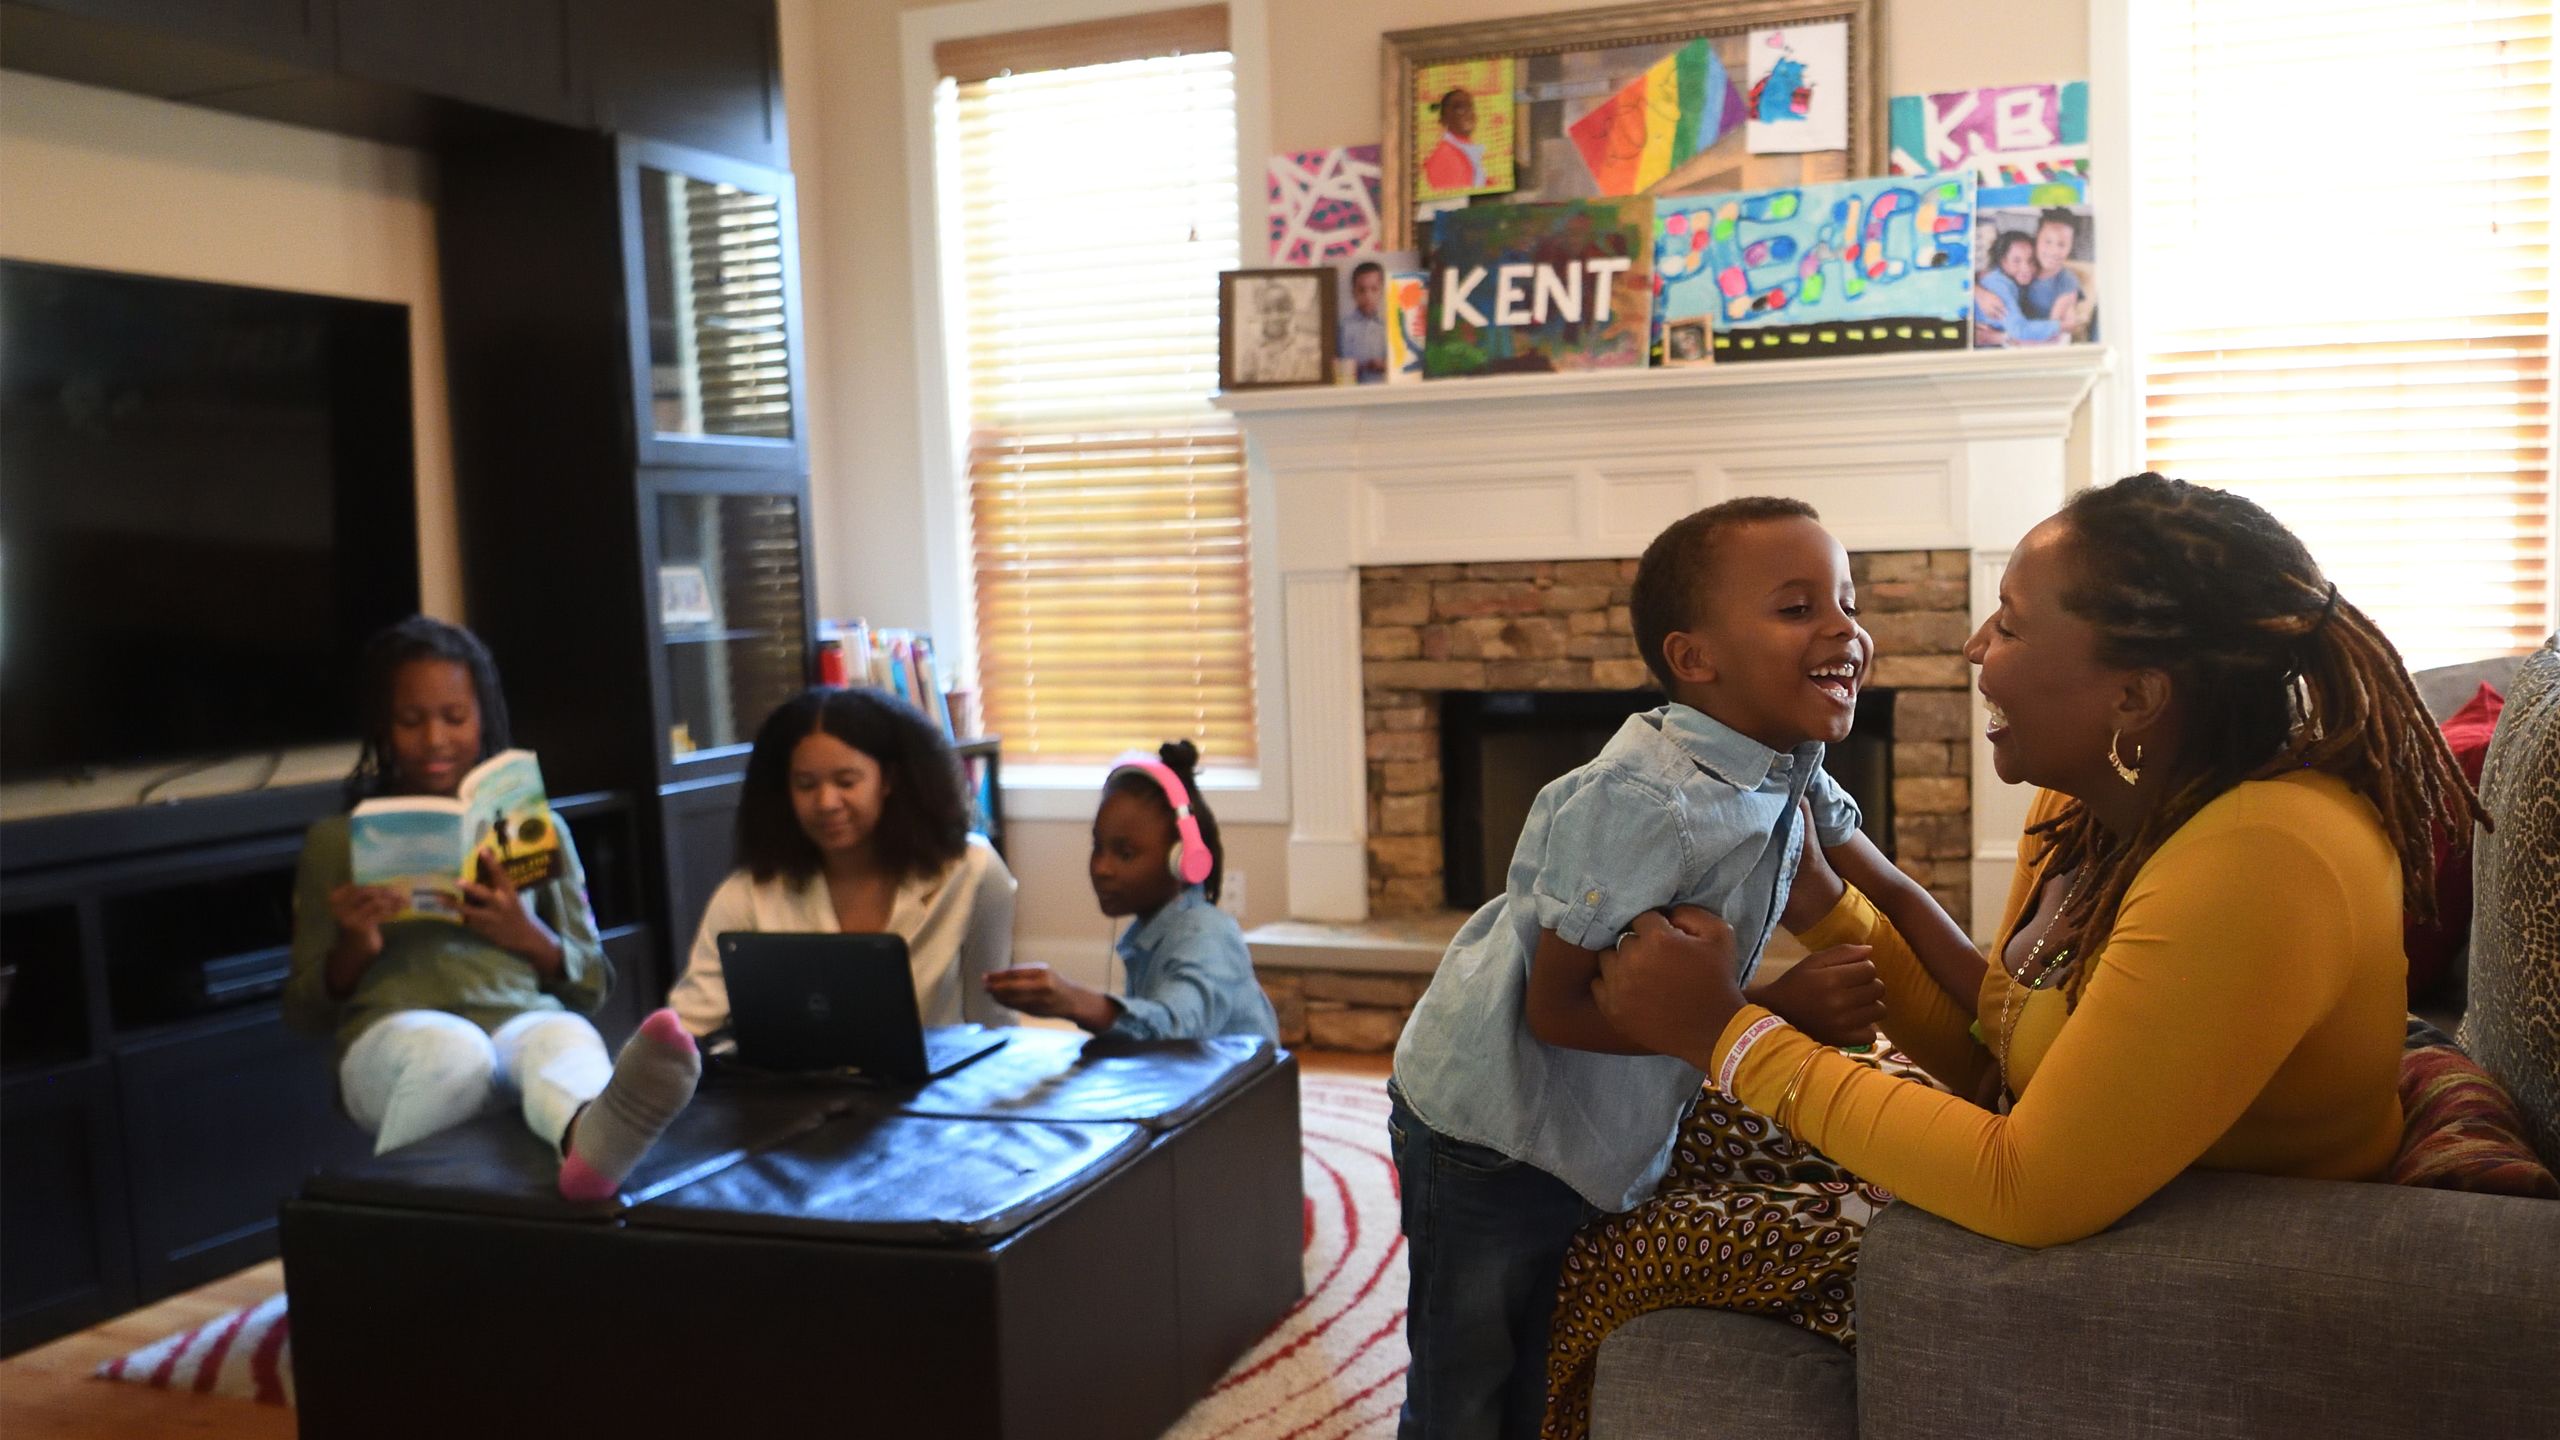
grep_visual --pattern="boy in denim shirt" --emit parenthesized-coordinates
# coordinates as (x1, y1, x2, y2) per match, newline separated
(1391, 497, 1961, 1440)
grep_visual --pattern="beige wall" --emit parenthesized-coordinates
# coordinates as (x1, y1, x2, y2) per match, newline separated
(779, 0, 2091, 947)
(0, 71, 460, 623)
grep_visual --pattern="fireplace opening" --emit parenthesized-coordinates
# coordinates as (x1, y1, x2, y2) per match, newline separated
(1439, 688, 1896, 911)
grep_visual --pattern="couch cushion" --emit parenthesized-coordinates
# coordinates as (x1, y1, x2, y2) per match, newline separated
(895, 1027, 1273, 1131)
(624, 1109, 1148, 1245)
(2461, 634, 2560, 1165)
(1590, 1307, 1853, 1440)
(1856, 1170, 2560, 1440)
(297, 1083, 852, 1220)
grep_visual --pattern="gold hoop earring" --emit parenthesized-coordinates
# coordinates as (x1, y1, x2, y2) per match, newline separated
(2109, 731, 2143, 786)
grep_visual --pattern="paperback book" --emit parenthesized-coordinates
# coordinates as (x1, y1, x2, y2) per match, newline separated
(350, 749, 562, 920)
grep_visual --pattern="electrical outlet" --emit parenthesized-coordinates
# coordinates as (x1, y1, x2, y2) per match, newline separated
(1219, 869, 1248, 919)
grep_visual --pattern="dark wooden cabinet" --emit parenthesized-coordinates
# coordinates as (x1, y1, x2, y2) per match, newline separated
(21, 0, 332, 68)
(335, 0, 581, 125)
(4, 0, 786, 162)
(577, 0, 785, 167)
(112, 1006, 365, 1298)
(658, 777, 745, 958)
(0, 1062, 136, 1354)
(0, 789, 654, 1354)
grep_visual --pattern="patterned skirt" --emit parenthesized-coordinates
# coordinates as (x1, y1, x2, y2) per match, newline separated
(1540, 1044, 1937, 1440)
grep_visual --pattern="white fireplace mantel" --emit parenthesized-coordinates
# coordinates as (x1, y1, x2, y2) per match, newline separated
(1219, 345, 2112, 936)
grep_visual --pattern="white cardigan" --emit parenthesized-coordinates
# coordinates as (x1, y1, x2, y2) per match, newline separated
(668, 834, 1018, 1036)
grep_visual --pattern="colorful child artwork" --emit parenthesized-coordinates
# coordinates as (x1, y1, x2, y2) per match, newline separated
(1385, 270, 1428, 382)
(1654, 174, 1974, 364)
(1426, 199, 1652, 377)
(1890, 82, 2089, 188)
(1745, 22, 1847, 156)
(1334, 250, 1416, 384)
(1972, 196, 2095, 348)
(1565, 38, 1745, 196)
(1414, 58, 1517, 201)
(1268, 146, 1384, 265)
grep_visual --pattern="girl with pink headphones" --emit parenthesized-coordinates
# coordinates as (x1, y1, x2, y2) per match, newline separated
(983, 741, 1279, 1042)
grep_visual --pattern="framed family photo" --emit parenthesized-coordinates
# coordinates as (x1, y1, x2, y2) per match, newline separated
(1379, 0, 1883, 251)
(1219, 268, 1336, 391)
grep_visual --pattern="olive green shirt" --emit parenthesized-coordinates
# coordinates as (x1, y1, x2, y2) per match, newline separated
(284, 813, 612, 1061)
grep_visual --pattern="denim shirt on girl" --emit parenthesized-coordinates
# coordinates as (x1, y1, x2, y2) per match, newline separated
(1106, 884, 1281, 1043)
(1391, 703, 1861, 1212)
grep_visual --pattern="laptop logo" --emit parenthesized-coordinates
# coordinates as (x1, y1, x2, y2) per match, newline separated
(806, 991, 831, 1022)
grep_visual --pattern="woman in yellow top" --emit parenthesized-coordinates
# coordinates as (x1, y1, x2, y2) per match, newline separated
(1539, 474, 2484, 1435)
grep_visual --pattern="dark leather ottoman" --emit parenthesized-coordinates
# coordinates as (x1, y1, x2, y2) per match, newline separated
(281, 1032, 1302, 1439)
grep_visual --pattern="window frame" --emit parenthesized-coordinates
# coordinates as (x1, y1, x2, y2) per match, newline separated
(2096, 0, 2560, 653)
(899, 0, 1288, 823)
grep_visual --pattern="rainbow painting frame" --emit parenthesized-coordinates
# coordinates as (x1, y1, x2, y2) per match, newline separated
(1654, 173, 1975, 363)
(1379, 0, 1883, 251)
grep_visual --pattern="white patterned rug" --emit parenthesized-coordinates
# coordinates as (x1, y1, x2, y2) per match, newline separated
(102, 1072, 1410, 1436)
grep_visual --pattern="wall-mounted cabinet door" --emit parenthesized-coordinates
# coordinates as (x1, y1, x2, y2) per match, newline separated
(336, 0, 583, 126)
(621, 138, 807, 470)
(113, 1006, 364, 1299)
(0, 1061, 134, 1357)
(578, 0, 784, 167)
(22, 0, 332, 69)
(641, 479, 813, 777)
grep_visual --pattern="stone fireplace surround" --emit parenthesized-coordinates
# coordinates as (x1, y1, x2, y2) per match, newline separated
(1219, 348, 2109, 1043)
(1358, 551, 1978, 924)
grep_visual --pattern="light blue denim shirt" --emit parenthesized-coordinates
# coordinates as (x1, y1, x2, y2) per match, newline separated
(1106, 884, 1282, 1043)
(1392, 703, 1861, 1212)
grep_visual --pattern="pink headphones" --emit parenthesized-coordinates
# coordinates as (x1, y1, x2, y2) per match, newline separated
(1109, 751, 1214, 886)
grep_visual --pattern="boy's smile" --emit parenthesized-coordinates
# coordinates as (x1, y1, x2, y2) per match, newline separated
(1678, 516, 1870, 751)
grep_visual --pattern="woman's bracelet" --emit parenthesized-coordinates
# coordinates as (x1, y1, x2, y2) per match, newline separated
(1774, 1049, 1824, 1133)
(1715, 1013, 1788, 1097)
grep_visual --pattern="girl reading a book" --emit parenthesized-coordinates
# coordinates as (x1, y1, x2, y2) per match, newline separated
(668, 687, 1018, 1039)
(983, 742, 1278, 1042)
(284, 618, 698, 1201)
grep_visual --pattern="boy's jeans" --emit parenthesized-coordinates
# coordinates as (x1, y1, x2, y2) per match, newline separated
(1389, 1082, 1599, 1440)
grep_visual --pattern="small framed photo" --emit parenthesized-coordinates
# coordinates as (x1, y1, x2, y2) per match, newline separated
(1219, 268, 1335, 391)
(658, 564, 714, 627)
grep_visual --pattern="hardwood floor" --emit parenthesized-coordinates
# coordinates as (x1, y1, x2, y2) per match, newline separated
(0, 1047, 1393, 1438)
(0, 1260, 293, 1440)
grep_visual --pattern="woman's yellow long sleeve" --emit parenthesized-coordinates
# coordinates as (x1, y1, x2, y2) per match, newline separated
(1712, 775, 2406, 1248)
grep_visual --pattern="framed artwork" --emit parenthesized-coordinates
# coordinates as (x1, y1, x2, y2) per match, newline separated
(1219, 268, 1336, 390)
(1380, 0, 1883, 251)
(1426, 199, 1653, 377)
(658, 564, 714, 627)
(1656, 173, 1974, 363)
(1335, 251, 1417, 383)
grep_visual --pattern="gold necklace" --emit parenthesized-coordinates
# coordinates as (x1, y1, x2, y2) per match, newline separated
(1997, 867, 2089, 1096)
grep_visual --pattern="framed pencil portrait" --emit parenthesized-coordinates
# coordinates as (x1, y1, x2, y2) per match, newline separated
(1381, 0, 1883, 252)
(1219, 268, 1337, 391)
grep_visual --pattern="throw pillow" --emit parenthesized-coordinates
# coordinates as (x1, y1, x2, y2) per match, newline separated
(2404, 681, 2504, 1001)
(2392, 1041, 2560, 1199)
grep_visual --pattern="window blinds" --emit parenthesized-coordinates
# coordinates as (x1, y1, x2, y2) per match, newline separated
(935, 27, 1255, 768)
(2135, 0, 2554, 668)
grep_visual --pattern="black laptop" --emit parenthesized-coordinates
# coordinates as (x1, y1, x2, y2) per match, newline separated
(718, 932, 1008, 1083)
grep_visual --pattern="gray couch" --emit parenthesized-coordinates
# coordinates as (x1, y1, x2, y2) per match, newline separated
(1591, 645, 2560, 1439)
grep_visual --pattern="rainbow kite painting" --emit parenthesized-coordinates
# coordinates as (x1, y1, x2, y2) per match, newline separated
(1565, 38, 1746, 197)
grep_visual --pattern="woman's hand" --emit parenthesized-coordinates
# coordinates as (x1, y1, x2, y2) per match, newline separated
(459, 846, 565, 980)
(1592, 908, 1745, 1070)
(984, 964, 1121, 1033)
(1782, 807, 1848, 934)
(1744, 945, 1883, 1048)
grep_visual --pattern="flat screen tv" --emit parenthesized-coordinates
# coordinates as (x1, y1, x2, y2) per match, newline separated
(0, 261, 420, 782)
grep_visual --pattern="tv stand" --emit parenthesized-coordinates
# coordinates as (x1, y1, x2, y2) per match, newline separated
(0, 787, 657, 1356)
